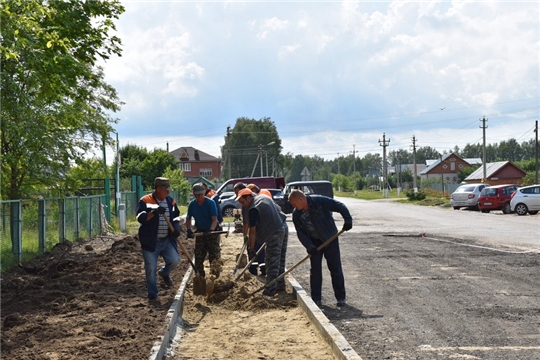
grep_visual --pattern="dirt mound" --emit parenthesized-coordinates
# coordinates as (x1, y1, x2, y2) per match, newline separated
(1, 233, 191, 360)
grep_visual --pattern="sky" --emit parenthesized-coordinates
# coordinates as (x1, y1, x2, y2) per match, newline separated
(99, 0, 540, 164)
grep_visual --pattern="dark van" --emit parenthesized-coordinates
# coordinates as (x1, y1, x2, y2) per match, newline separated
(274, 180, 334, 214)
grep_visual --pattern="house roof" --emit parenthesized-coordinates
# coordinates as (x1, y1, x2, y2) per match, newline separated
(169, 146, 220, 162)
(420, 153, 453, 175)
(464, 161, 527, 180)
(185, 176, 215, 188)
(420, 154, 480, 175)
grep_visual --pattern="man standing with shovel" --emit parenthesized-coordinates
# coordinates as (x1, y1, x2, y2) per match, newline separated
(236, 188, 288, 297)
(136, 177, 181, 300)
(288, 189, 353, 307)
(186, 183, 222, 278)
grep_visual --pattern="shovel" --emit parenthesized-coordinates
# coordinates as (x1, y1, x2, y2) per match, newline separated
(234, 243, 267, 282)
(161, 213, 207, 296)
(247, 230, 345, 297)
(231, 238, 249, 275)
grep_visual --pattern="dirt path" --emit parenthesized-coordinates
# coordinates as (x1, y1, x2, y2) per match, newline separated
(170, 232, 335, 359)
(1, 230, 337, 360)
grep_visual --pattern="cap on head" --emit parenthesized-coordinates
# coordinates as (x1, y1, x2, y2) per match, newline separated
(247, 183, 260, 192)
(235, 188, 254, 201)
(155, 177, 173, 191)
(192, 183, 205, 195)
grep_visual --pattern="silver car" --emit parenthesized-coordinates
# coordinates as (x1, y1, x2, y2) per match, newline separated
(450, 183, 490, 210)
(510, 184, 540, 216)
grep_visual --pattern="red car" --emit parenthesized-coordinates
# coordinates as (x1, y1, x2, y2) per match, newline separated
(478, 184, 520, 214)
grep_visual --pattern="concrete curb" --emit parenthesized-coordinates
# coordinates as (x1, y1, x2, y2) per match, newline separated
(286, 275, 362, 360)
(149, 266, 362, 360)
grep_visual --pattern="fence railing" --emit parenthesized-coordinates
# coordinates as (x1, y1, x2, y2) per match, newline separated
(0, 190, 183, 272)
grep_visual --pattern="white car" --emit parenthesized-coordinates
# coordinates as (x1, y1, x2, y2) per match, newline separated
(450, 183, 490, 210)
(510, 184, 540, 216)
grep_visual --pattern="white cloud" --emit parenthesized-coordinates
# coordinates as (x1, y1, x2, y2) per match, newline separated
(98, 1, 538, 166)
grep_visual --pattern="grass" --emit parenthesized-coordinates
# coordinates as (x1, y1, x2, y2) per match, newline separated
(337, 188, 451, 207)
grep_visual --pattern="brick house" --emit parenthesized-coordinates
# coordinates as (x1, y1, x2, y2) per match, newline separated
(420, 153, 476, 193)
(464, 161, 526, 186)
(169, 146, 221, 180)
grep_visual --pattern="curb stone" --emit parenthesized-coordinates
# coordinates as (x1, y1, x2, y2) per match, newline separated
(149, 265, 362, 360)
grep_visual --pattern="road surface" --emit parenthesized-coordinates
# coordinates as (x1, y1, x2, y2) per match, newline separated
(285, 197, 539, 360)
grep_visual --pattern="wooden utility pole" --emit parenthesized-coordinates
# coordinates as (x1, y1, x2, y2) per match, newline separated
(480, 116, 488, 182)
(412, 135, 418, 192)
(535, 120, 539, 184)
(227, 126, 231, 179)
(351, 145, 358, 195)
(379, 133, 390, 198)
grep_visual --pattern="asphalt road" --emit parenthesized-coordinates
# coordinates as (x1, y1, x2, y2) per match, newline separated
(285, 197, 540, 360)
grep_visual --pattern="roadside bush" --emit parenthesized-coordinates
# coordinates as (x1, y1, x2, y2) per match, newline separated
(405, 190, 426, 201)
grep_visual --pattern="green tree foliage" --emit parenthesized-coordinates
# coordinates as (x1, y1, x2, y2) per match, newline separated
(1, 0, 124, 199)
(161, 167, 192, 205)
(222, 117, 281, 179)
(457, 164, 481, 183)
(115, 145, 180, 190)
(64, 158, 107, 196)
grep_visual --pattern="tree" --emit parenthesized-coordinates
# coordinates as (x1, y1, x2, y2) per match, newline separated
(222, 117, 282, 179)
(114, 145, 180, 190)
(1, 0, 124, 199)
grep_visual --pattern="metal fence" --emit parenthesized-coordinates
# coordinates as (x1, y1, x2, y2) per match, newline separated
(0, 196, 108, 270)
(0, 190, 184, 272)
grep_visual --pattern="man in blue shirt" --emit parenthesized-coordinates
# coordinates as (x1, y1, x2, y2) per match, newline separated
(186, 183, 221, 278)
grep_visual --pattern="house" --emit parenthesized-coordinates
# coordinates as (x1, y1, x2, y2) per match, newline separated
(420, 153, 475, 193)
(169, 146, 221, 180)
(464, 161, 526, 185)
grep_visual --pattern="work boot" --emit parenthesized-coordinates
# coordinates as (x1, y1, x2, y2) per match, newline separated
(158, 270, 173, 287)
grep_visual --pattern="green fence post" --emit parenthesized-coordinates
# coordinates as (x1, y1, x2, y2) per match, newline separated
(88, 197, 93, 238)
(10, 201, 22, 263)
(38, 198, 46, 254)
(104, 177, 111, 222)
(58, 198, 66, 242)
(75, 197, 80, 241)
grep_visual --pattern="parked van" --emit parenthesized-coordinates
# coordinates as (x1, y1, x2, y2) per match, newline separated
(274, 180, 334, 214)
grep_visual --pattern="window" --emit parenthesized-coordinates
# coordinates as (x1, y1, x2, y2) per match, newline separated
(180, 163, 191, 172)
(450, 162, 455, 171)
(200, 168, 212, 177)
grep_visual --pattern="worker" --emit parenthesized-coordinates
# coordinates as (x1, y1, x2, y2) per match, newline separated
(203, 183, 216, 198)
(236, 188, 288, 296)
(288, 189, 352, 307)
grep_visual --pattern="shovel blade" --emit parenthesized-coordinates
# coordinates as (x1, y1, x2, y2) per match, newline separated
(236, 253, 248, 268)
(193, 276, 207, 296)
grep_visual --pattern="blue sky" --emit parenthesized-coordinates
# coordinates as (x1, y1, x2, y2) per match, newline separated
(99, 1, 539, 163)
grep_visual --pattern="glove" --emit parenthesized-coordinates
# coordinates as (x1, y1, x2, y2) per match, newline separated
(309, 247, 319, 257)
(216, 225, 223, 231)
(152, 206, 166, 215)
(342, 222, 353, 231)
(248, 249, 257, 260)
(243, 236, 249, 244)
(187, 229, 194, 239)
(172, 229, 180, 238)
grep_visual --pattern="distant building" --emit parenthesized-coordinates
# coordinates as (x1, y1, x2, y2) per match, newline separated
(169, 146, 221, 180)
(420, 153, 476, 193)
(464, 161, 526, 185)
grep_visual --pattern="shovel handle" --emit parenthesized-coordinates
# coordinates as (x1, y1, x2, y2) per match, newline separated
(162, 213, 200, 276)
(249, 229, 345, 296)
(231, 238, 249, 275)
(234, 242, 267, 282)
